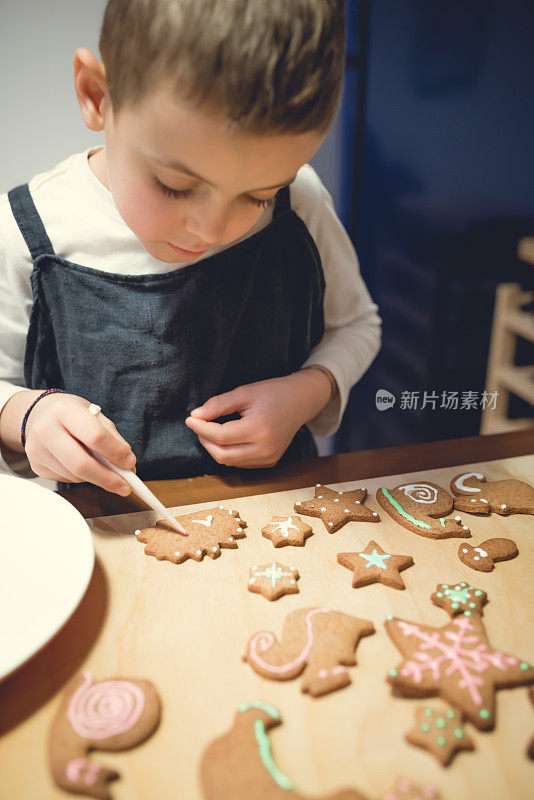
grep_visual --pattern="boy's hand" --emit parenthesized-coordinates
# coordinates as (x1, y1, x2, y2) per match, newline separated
(185, 369, 335, 468)
(1, 390, 136, 495)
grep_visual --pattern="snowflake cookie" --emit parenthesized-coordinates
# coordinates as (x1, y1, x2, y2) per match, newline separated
(248, 561, 300, 601)
(261, 515, 313, 547)
(385, 612, 534, 730)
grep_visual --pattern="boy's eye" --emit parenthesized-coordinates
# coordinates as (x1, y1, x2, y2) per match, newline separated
(153, 176, 193, 199)
(153, 176, 274, 209)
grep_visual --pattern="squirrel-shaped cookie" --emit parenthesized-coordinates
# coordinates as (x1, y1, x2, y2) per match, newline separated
(450, 472, 534, 516)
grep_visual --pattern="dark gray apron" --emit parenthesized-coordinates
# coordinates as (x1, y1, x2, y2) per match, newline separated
(8, 182, 325, 479)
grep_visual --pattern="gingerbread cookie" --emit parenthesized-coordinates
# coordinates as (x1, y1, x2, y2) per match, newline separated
(243, 607, 375, 697)
(431, 582, 488, 617)
(406, 704, 474, 766)
(385, 613, 534, 730)
(200, 701, 367, 800)
(379, 778, 442, 800)
(528, 688, 534, 760)
(261, 515, 313, 547)
(337, 541, 414, 590)
(135, 506, 246, 563)
(49, 671, 161, 800)
(294, 484, 380, 533)
(248, 561, 300, 601)
(450, 472, 534, 516)
(376, 482, 470, 539)
(458, 538, 518, 572)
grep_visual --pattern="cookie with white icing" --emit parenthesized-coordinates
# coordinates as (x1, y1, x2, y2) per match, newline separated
(261, 515, 313, 547)
(450, 472, 534, 516)
(294, 484, 380, 533)
(135, 506, 246, 563)
(376, 482, 470, 539)
(458, 538, 518, 572)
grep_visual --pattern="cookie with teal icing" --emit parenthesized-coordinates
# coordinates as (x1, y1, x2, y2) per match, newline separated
(337, 540, 414, 590)
(376, 482, 470, 539)
(406, 703, 474, 766)
(200, 702, 368, 800)
(431, 582, 488, 617)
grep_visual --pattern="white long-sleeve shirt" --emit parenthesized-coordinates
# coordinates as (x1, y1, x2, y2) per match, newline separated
(0, 146, 381, 482)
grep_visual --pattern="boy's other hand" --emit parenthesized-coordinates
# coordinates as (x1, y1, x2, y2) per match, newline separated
(1, 390, 136, 495)
(185, 369, 335, 468)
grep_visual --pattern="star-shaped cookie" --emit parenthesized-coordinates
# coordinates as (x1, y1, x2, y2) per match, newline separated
(406, 704, 474, 766)
(294, 484, 380, 532)
(247, 561, 300, 601)
(385, 612, 534, 730)
(135, 506, 246, 564)
(337, 541, 414, 590)
(431, 581, 488, 617)
(261, 515, 313, 547)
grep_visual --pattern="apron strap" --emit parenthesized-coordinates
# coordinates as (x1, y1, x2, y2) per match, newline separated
(7, 184, 55, 260)
(272, 185, 291, 219)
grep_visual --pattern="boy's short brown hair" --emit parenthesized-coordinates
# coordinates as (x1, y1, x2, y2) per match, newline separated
(99, 0, 346, 134)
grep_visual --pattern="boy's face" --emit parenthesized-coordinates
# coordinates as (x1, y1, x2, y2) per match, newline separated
(91, 79, 325, 264)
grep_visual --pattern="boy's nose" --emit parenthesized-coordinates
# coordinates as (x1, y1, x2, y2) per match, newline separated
(185, 209, 227, 248)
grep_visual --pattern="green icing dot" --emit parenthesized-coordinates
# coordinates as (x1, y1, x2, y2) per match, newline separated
(465, 610, 472, 617)
(436, 592, 444, 598)
(436, 718, 446, 728)
(445, 709, 455, 719)
(460, 582, 467, 587)
(436, 736, 447, 746)
(424, 707, 433, 717)
(451, 602, 459, 609)
(443, 584, 449, 589)
(520, 662, 530, 671)
(469, 602, 476, 608)
(421, 722, 431, 732)
(389, 669, 399, 677)
(475, 590, 483, 596)
(479, 709, 490, 720)
(386, 614, 394, 621)
(454, 728, 464, 739)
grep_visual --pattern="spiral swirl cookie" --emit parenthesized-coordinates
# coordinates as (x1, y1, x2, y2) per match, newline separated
(49, 671, 161, 799)
(376, 481, 470, 539)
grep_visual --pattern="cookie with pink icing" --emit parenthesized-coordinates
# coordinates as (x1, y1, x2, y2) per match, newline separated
(450, 472, 534, 516)
(385, 613, 534, 730)
(49, 671, 161, 799)
(458, 537, 518, 572)
(243, 607, 374, 697)
(379, 777, 442, 800)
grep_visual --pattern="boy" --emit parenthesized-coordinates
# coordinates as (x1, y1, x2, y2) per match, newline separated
(0, 0, 380, 495)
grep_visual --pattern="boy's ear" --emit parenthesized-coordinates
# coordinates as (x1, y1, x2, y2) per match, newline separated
(73, 47, 108, 132)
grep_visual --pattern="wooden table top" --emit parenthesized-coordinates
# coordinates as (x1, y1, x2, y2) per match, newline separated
(58, 429, 534, 519)
(2, 430, 533, 800)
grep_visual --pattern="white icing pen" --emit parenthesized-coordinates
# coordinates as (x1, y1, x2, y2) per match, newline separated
(85, 403, 187, 534)
(87, 447, 188, 535)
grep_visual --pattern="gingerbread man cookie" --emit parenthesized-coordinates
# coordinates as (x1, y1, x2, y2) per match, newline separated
(406, 704, 474, 766)
(48, 671, 161, 800)
(376, 482, 470, 539)
(385, 613, 534, 730)
(200, 701, 367, 800)
(337, 541, 414, 590)
(450, 472, 534, 516)
(261, 515, 313, 547)
(248, 561, 300, 601)
(294, 484, 380, 533)
(135, 506, 246, 563)
(431, 582, 488, 617)
(458, 538, 518, 572)
(243, 607, 375, 697)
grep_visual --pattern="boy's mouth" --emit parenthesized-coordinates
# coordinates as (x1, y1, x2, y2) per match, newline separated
(167, 241, 208, 257)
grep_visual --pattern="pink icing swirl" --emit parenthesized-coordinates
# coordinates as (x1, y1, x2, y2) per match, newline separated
(65, 757, 100, 786)
(66, 671, 145, 740)
(248, 608, 331, 674)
